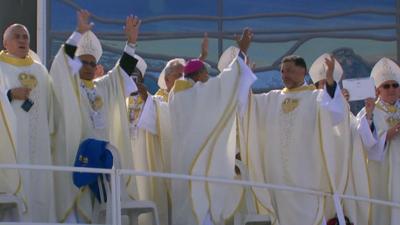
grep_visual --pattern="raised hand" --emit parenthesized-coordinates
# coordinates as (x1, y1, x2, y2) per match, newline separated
(94, 64, 104, 78)
(76, 9, 93, 34)
(325, 56, 335, 86)
(124, 15, 141, 44)
(341, 88, 350, 102)
(235, 27, 253, 54)
(199, 33, 208, 61)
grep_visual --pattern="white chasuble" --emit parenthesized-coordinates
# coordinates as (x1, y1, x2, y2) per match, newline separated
(0, 89, 20, 198)
(168, 57, 254, 225)
(358, 100, 400, 225)
(334, 113, 370, 225)
(130, 94, 171, 225)
(246, 85, 364, 225)
(0, 51, 56, 222)
(50, 46, 135, 222)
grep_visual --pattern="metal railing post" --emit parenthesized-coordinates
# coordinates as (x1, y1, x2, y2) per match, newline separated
(110, 168, 117, 225)
(115, 169, 122, 225)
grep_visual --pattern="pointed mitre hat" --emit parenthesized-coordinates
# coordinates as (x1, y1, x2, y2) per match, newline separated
(75, 31, 103, 63)
(370, 57, 400, 87)
(309, 53, 343, 83)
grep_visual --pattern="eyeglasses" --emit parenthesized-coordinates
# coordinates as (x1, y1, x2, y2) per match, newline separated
(382, 83, 399, 89)
(81, 60, 97, 68)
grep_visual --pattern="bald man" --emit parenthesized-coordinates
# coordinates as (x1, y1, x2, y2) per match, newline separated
(0, 24, 55, 222)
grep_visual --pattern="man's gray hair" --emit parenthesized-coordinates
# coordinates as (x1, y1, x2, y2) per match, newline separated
(3, 24, 30, 44)
(164, 58, 185, 77)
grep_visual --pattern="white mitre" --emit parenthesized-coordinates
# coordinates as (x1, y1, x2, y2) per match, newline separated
(370, 57, 400, 87)
(75, 31, 103, 63)
(309, 53, 343, 83)
(158, 58, 185, 90)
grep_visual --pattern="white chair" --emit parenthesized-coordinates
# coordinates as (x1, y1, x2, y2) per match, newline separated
(234, 160, 271, 225)
(92, 144, 160, 225)
(0, 193, 25, 221)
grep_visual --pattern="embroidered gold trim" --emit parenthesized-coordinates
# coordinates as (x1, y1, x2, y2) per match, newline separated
(80, 79, 95, 89)
(171, 80, 193, 93)
(155, 89, 169, 102)
(282, 85, 315, 93)
(0, 50, 34, 66)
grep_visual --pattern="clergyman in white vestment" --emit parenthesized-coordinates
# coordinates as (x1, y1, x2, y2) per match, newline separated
(49, 10, 139, 223)
(244, 55, 368, 225)
(357, 57, 400, 225)
(0, 24, 56, 222)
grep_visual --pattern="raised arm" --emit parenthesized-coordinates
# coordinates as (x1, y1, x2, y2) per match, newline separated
(198, 33, 208, 61)
(324, 56, 338, 98)
(235, 28, 256, 116)
(64, 10, 92, 58)
(319, 56, 346, 125)
(119, 15, 140, 76)
(235, 27, 253, 57)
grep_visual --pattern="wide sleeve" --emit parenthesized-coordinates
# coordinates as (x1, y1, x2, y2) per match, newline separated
(356, 109, 387, 162)
(318, 93, 352, 196)
(64, 31, 83, 76)
(318, 84, 346, 126)
(245, 92, 278, 222)
(169, 57, 256, 225)
(49, 43, 83, 165)
(97, 44, 138, 98)
(356, 113, 378, 149)
(237, 60, 257, 116)
(118, 44, 139, 97)
(137, 95, 158, 135)
(0, 89, 20, 195)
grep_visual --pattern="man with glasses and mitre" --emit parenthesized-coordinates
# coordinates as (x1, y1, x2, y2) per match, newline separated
(357, 57, 400, 225)
(49, 9, 140, 223)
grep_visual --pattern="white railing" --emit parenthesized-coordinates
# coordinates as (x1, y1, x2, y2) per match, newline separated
(0, 163, 400, 225)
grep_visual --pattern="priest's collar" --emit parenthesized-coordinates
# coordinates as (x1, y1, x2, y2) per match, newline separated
(282, 82, 315, 93)
(171, 79, 193, 93)
(80, 78, 95, 89)
(184, 78, 196, 85)
(0, 50, 34, 67)
(376, 98, 399, 113)
(155, 89, 169, 102)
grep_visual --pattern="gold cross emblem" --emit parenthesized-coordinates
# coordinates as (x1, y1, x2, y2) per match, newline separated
(282, 98, 299, 113)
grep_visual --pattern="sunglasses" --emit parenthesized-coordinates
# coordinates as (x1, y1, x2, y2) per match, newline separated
(382, 83, 399, 89)
(81, 60, 97, 68)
